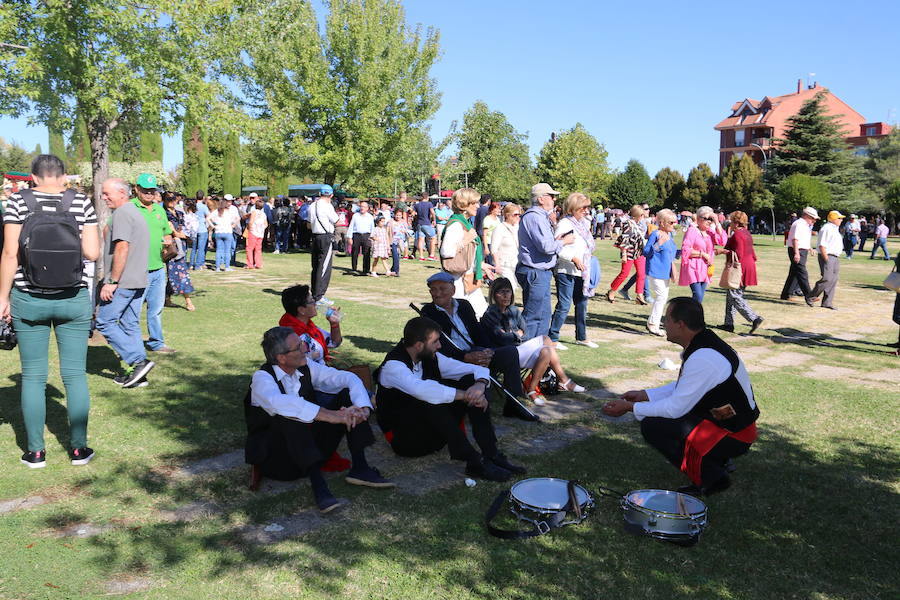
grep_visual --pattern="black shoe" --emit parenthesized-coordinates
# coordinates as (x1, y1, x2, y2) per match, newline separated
(676, 484, 702, 498)
(122, 360, 155, 388)
(823, 306, 838, 311)
(21, 450, 46, 469)
(503, 400, 540, 422)
(805, 297, 818, 307)
(724, 458, 737, 474)
(316, 495, 343, 514)
(748, 317, 764, 335)
(345, 466, 395, 488)
(69, 447, 94, 466)
(678, 475, 732, 497)
(718, 324, 734, 333)
(465, 457, 512, 482)
(488, 453, 527, 475)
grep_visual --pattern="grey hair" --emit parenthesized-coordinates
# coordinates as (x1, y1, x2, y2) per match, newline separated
(696, 205, 715, 219)
(261, 326, 295, 364)
(106, 178, 131, 197)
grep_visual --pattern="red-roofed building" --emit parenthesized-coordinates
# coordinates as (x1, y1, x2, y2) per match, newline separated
(713, 81, 892, 173)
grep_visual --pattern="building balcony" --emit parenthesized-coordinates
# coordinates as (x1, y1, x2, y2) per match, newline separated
(751, 137, 771, 147)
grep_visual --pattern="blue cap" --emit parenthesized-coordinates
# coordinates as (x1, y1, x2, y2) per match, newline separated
(321, 184, 334, 196)
(427, 272, 454, 285)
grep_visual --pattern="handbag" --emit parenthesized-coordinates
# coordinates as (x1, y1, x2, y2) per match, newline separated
(884, 270, 900, 293)
(161, 240, 179, 262)
(719, 250, 742, 289)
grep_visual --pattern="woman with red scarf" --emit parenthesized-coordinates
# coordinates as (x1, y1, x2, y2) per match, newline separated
(278, 284, 350, 471)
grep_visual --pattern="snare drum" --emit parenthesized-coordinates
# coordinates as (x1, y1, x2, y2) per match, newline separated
(509, 478, 593, 533)
(620, 489, 708, 543)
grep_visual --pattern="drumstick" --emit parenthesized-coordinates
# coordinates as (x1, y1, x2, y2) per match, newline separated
(676, 491, 687, 516)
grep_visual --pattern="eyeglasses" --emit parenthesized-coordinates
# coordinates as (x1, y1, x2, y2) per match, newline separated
(283, 345, 304, 354)
(702, 217, 715, 222)
(495, 289, 513, 295)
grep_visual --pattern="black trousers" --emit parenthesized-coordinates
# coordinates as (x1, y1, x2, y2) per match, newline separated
(310, 233, 335, 301)
(781, 247, 812, 299)
(385, 377, 498, 462)
(640, 415, 751, 486)
(351, 233, 372, 273)
(488, 345, 524, 398)
(257, 394, 375, 481)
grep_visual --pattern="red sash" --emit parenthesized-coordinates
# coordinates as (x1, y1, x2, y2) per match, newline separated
(681, 420, 757, 485)
(279, 313, 330, 362)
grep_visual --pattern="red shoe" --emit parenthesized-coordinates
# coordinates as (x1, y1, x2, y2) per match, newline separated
(321, 451, 351, 472)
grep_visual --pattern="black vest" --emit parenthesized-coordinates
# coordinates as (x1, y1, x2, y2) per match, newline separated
(681, 329, 760, 432)
(374, 342, 443, 433)
(243, 363, 315, 465)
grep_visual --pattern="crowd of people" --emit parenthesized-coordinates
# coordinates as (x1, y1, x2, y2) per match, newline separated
(1, 155, 898, 514)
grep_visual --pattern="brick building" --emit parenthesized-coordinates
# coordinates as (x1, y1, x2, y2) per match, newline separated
(714, 81, 892, 173)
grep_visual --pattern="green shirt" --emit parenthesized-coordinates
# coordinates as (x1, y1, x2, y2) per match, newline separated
(130, 198, 170, 271)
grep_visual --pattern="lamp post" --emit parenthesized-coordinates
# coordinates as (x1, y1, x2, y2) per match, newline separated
(751, 142, 775, 238)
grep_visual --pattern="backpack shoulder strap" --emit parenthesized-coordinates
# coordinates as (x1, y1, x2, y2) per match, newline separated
(17, 189, 37, 213)
(58, 188, 78, 213)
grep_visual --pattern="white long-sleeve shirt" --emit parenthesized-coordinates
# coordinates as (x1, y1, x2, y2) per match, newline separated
(634, 348, 755, 421)
(378, 352, 489, 405)
(250, 362, 372, 423)
(309, 198, 338, 234)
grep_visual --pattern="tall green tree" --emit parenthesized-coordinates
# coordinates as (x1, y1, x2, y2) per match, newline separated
(0, 138, 32, 174)
(865, 128, 900, 190)
(720, 154, 764, 212)
(458, 101, 532, 200)
(0, 1, 247, 215)
(222, 132, 242, 197)
(181, 109, 209, 196)
(606, 159, 655, 208)
(774, 173, 831, 215)
(682, 162, 715, 209)
(534, 123, 612, 201)
(246, 0, 441, 188)
(653, 167, 685, 208)
(764, 91, 865, 202)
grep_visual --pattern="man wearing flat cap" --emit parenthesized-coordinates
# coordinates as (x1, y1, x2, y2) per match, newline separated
(516, 183, 575, 339)
(780, 206, 818, 307)
(808, 210, 844, 310)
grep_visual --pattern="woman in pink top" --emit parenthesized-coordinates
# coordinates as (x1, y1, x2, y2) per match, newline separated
(679, 205, 727, 303)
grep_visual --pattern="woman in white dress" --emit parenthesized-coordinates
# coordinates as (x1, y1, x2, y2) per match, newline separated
(490, 203, 522, 290)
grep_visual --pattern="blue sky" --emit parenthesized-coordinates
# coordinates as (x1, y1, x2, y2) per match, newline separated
(2, 0, 898, 178)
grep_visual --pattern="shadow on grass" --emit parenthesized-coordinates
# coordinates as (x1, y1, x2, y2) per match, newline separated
(344, 335, 395, 355)
(770, 327, 896, 355)
(75, 421, 899, 600)
(0, 374, 75, 451)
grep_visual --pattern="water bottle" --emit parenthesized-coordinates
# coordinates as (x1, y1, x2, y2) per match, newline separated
(325, 307, 343, 323)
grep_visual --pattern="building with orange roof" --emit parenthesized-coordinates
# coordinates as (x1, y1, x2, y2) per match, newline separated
(713, 80, 891, 173)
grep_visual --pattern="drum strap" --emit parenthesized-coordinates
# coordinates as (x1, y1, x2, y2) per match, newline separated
(485, 480, 584, 539)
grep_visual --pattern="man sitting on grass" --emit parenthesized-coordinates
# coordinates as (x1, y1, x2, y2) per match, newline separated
(375, 316, 526, 482)
(601, 297, 759, 497)
(245, 327, 393, 514)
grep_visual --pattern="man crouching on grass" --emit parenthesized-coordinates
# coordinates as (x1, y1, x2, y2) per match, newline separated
(245, 326, 393, 513)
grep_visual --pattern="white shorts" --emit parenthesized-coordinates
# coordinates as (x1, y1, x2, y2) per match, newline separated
(517, 336, 550, 369)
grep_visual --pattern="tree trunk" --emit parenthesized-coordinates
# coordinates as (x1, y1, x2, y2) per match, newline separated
(87, 115, 112, 281)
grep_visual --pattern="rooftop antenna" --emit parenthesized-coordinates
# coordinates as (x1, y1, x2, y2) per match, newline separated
(807, 72, 816, 89)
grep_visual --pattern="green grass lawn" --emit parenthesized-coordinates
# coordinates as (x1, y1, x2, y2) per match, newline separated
(1, 233, 898, 599)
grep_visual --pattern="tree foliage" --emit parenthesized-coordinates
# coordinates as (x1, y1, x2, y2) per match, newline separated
(774, 173, 831, 215)
(181, 108, 209, 197)
(720, 154, 764, 212)
(458, 101, 532, 201)
(682, 163, 715, 209)
(865, 128, 900, 190)
(607, 159, 655, 208)
(222, 132, 242, 197)
(0, 138, 34, 174)
(653, 167, 685, 209)
(885, 180, 900, 215)
(764, 91, 865, 203)
(534, 123, 612, 202)
(244, 0, 441, 189)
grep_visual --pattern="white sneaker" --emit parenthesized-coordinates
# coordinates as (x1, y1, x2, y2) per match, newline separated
(646, 324, 665, 336)
(555, 342, 568, 350)
(273, 250, 280, 255)
(576, 340, 599, 348)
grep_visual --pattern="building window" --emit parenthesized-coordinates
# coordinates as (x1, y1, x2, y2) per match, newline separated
(866, 126, 877, 136)
(735, 130, 745, 146)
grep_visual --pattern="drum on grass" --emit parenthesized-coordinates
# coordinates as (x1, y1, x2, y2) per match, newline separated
(620, 489, 708, 546)
(509, 477, 593, 533)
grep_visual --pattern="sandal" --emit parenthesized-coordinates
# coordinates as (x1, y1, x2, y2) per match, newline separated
(526, 390, 546, 406)
(560, 379, 585, 393)
(606, 289, 616, 303)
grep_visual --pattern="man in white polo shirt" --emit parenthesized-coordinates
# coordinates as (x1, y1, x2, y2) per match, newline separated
(780, 206, 818, 307)
(809, 210, 844, 310)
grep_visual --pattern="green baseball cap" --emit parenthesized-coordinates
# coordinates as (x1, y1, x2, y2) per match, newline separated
(135, 173, 158, 190)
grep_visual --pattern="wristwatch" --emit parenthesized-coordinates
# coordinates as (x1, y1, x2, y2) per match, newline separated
(107, 280, 118, 285)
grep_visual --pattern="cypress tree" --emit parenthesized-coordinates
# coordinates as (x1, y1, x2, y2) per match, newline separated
(181, 110, 209, 196)
(222, 132, 242, 196)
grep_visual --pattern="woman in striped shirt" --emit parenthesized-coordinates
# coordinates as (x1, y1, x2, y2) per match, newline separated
(0, 155, 100, 468)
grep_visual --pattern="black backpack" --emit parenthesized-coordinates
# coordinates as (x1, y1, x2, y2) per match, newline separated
(276, 206, 293, 228)
(18, 189, 84, 289)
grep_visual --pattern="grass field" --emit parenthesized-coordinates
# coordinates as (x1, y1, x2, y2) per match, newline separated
(0, 232, 898, 600)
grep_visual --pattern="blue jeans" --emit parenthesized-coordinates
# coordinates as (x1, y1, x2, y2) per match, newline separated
(191, 230, 208, 269)
(515, 265, 552, 340)
(690, 281, 708, 303)
(845, 235, 858, 257)
(391, 242, 401, 274)
(96, 287, 146, 365)
(276, 227, 290, 253)
(214, 232, 231, 269)
(144, 267, 166, 350)
(871, 238, 890, 259)
(549, 273, 587, 342)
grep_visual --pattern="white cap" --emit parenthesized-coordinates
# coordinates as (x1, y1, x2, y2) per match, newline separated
(224, 194, 234, 201)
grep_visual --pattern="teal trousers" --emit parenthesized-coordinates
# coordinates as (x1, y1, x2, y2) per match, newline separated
(11, 287, 92, 452)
